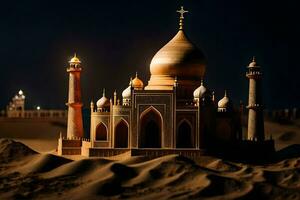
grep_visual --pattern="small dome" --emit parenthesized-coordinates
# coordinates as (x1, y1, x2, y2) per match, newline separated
(69, 53, 81, 64)
(96, 89, 110, 108)
(193, 80, 207, 99)
(218, 91, 230, 108)
(248, 56, 258, 68)
(122, 79, 132, 99)
(132, 73, 144, 89)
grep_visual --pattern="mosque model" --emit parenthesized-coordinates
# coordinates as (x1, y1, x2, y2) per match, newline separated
(58, 7, 274, 158)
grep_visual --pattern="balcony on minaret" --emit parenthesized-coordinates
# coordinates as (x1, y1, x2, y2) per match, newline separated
(246, 103, 263, 110)
(67, 66, 82, 72)
(246, 57, 262, 79)
(67, 53, 82, 72)
(246, 70, 262, 79)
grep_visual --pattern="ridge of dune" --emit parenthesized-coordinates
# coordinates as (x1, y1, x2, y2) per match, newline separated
(17, 153, 72, 174)
(42, 158, 112, 178)
(0, 138, 37, 163)
(0, 140, 300, 199)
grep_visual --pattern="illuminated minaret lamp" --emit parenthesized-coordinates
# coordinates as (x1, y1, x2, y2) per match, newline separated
(66, 53, 84, 139)
(246, 57, 265, 141)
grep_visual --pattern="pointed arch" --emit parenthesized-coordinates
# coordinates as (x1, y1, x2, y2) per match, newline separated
(176, 119, 194, 148)
(114, 118, 129, 148)
(139, 106, 163, 148)
(95, 122, 108, 141)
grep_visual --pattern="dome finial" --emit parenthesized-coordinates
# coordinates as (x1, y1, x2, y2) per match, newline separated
(176, 6, 188, 30)
(201, 79, 204, 86)
(248, 56, 258, 67)
(102, 88, 106, 97)
(224, 90, 227, 97)
(69, 53, 81, 64)
(135, 72, 138, 78)
(129, 77, 133, 86)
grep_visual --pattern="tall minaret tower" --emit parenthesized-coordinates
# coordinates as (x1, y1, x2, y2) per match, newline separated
(66, 53, 84, 139)
(246, 57, 265, 141)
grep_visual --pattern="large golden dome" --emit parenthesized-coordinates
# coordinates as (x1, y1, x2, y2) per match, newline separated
(145, 30, 206, 91)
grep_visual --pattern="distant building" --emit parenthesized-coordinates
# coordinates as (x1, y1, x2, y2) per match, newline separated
(4, 90, 67, 119)
(58, 6, 274, 158)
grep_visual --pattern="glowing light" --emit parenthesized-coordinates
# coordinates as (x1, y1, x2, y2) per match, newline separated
(36, 106, 41, 110)
(18, 90, 23, 95)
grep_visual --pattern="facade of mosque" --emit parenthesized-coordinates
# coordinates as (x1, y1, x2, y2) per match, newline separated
(58, 7, 274, 158)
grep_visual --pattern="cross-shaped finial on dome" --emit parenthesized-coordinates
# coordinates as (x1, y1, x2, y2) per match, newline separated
(177, 6, 189, 30)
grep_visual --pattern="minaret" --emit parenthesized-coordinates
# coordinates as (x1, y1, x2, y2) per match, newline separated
(66, 53, 84, 139)
(246, 57, 265, 141)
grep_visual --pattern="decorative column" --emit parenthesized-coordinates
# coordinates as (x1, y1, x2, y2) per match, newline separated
(246, 57, 265, 141)
(66, 54, 84, 139)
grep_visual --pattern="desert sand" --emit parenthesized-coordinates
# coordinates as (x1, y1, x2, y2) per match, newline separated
(0, 138, 299, 200)
(0, 119, 300, 199)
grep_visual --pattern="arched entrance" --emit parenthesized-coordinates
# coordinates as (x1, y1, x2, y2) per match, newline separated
(140, 107, 162, 148)
(177, 120, 194, 148)
(114, 119, 129, 148)
(96, 123, 107, 141)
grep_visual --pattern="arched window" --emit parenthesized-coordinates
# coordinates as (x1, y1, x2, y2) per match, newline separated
(96, 123, 107, 141)
(114, 119, 129, 148)
(177, 120, 194, 148)
(140, 107, 162, 148)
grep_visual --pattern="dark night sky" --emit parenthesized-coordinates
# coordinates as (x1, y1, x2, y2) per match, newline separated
(0, 0, 296, 110)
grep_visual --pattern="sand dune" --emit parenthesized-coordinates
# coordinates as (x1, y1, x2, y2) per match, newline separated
(0, 118, 300, 199)
(0, 138, 37, 163)
(0, 139, 299, 200)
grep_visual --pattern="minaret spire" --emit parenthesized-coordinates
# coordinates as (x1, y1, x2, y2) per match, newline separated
(176, 6, 189, 30)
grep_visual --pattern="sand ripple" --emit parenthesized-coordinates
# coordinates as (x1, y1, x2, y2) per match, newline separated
(0, 140, 300, 200)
